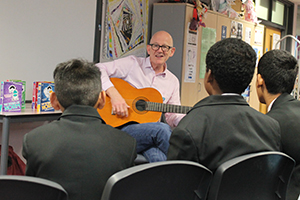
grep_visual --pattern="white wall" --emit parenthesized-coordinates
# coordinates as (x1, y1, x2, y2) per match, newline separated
(0, 0, 97, 100)
(0, 0, 97, 162)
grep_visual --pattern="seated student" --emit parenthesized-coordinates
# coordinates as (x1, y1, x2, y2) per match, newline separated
(256, 49, 300, 200)
(22, 59, 137, 200)
(167, 38, 281, 172)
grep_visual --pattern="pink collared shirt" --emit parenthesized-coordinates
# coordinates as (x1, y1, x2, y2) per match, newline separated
(96, 55, 185, 127)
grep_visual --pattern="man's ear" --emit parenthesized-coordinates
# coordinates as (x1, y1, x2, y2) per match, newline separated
(146, 44, 151, 55)
(96, 91, 106, 110)
(50, 92, 62, 111)
(169, 47, 176, 57)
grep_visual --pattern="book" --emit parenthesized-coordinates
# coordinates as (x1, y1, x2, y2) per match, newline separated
(8, 80, 26, 109)
(0, 81, 23, 112)
(32, 81, 53, 109)
(36, 82, 55, 112)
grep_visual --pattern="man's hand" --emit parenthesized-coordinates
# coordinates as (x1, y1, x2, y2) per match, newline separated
(106, 87, 130, 117)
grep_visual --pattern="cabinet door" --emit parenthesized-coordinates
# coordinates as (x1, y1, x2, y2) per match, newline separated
(180, 4, 198, 106)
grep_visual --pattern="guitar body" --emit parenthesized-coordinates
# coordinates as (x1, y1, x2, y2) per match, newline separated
(98, 78, 163, 127)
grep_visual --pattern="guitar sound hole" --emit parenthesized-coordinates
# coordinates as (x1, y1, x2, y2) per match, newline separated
(135, 100, 147, 111)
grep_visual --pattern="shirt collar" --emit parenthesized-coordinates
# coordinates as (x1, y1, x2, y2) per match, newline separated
(268, 98, 277, 112)
(146, 57, 167, 77)
(221, 93, 240, 96)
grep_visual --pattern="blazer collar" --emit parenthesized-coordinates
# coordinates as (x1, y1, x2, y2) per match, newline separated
(59, 104, 106, 124)
(190, 95, 248, 114)
(272, 93, 296, 108)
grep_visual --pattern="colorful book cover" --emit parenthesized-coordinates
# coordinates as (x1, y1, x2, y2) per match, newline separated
(0, 81, 22, 112)
(37, 82, 55, 112)
(8, 80, 26, 109)
(33, 81, 52, 109)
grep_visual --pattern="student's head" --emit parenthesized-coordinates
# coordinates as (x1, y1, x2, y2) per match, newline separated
(51, 58, 105, 111)
(257, 50, 298, 100)
(205, 38, 256, 95)
(147, 31, 175, 68)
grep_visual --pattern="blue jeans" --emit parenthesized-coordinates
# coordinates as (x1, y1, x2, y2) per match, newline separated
(121, 122, 172, 162)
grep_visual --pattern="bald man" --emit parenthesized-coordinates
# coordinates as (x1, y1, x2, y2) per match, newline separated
(96, 31, 184, 162)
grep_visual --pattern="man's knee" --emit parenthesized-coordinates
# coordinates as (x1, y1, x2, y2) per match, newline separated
(156, 122, 172, 138)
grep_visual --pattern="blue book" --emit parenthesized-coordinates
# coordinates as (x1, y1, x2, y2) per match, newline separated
(37, 82, 55, 112)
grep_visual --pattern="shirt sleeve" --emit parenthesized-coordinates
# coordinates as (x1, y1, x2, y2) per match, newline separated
(95, 56, 136, 91)
(164, 77, 185, 127)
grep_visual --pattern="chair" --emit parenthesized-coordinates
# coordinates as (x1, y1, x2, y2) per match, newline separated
(101, 160, 213, 200)
(0, 175, 68, 200)
(207, 151, 295, 200)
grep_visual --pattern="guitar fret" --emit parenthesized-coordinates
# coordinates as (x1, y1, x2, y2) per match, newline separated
(146, 102, 191, 114)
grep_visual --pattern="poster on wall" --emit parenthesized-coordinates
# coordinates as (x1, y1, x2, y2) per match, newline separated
(253, 45, 263, 66)
(184, 30, 197, 83)
(199, 27, 216, 79)
(230, 21, 243, 39)
(245, 27, 251, 44)
(100, 0, 148, 62)
(272, 33, 281, 49)
(254, 28, 263, 45)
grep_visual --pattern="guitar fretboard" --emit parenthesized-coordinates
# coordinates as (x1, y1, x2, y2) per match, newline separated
(146, 102, 192, 114)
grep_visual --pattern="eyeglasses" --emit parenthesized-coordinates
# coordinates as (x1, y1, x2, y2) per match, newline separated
(149, 44, 172, 52)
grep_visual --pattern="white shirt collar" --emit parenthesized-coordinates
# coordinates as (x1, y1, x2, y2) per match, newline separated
(221, 93, 240, 96)
(268, 98, 277, 112)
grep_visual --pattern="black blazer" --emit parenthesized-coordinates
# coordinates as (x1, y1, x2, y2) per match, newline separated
(268, 93, 300, 200)
(167, 95, 281, 172)
(23, 105, 136, 200)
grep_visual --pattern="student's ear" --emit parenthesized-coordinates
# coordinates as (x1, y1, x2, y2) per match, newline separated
(205, 69, 214, 83)
(96, 91, 106, 110)
(50, 92, 62, 111)
(204, 69, 213, 95)
(256, 73, 267, 104)
(256, 74, 264, 88)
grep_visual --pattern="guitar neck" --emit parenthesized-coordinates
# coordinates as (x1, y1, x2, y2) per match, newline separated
(146, 102, 191, 114)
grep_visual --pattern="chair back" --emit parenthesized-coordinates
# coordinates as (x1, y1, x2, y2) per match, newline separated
(207, 151, 295, 200)
(101, 160, 212, 200)
(0, 175, 68, 200)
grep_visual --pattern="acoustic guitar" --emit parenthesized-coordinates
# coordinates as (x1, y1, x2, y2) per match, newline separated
(97, 78, 192, 127)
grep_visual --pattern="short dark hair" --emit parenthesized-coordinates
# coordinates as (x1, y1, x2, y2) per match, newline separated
(206, 38, 256, 94)
(257, 49, 298, 94)
(53, 58, 102, 109)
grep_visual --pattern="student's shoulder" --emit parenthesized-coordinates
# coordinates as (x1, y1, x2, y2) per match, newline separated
(25, 120, 59, 136)
(103, 124, 136, 142)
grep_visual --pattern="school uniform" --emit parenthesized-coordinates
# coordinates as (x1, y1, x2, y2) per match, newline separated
(167, 95, 281, 172)
(267, 93, 300, 200)
(23, 104, 136, 200)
